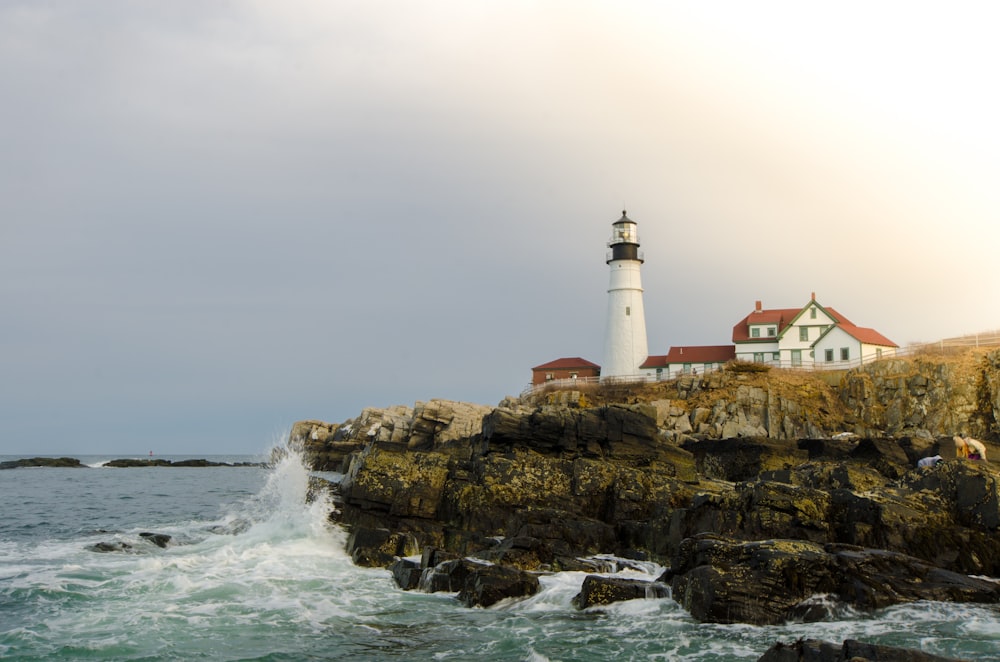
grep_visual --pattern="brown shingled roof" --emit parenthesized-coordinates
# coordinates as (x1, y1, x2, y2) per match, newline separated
(531, 357, 600, 371)
(640, 345, 736, 368)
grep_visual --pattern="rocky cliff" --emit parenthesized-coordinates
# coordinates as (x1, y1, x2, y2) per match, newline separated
(291, 348, 1000, 624)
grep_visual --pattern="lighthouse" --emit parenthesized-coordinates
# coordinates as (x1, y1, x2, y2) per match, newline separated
(601, 211, 649, 380)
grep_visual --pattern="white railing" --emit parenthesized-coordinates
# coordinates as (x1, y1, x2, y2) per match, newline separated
(519, 330, 1000, 398)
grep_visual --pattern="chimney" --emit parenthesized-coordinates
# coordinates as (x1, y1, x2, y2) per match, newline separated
(755, 300, 762, 313)
(811, 292, 816, 301)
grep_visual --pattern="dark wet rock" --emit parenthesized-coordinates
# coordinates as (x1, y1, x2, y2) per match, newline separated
(390, 557, 422, 590)
(419, 558, 488, 593)
(346, 527, 419, 567)
(103, 458, 260, 468)
(1, 457, 85, 469)
(681, 437, 808, 482)
(139, 532, 172, 548)
(420, 546, 459, 570)
(89, 541, 133, 553)
(669, 535, 1000, 625)
(104, 458, 174, 467)
(456, 564, 540, 608)
(850, 437, 911, 479)
(572, 575, 669, 609)
(757, 638, 963, 662)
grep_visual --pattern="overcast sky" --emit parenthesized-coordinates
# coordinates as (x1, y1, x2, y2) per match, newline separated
(2, 2, 998, 455)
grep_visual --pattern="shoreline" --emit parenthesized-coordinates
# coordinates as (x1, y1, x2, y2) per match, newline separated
(0, 456, 266, 469)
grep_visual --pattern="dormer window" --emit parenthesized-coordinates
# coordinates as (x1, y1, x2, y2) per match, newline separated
(767, 327, 776, 337)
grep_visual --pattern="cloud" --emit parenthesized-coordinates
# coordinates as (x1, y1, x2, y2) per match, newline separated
(1, 1, 998, 453)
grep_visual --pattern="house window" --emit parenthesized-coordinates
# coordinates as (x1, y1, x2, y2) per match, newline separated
(810, 308, 817, 319)
(753, 352, 764, 363)
(791, 349, 802, 366)
(799, 327, 808, 341)
(570, 372, 578, 379)
(876, 348, 883, 359)
(655, 367, 663, 380)
(751, 327, 760, 338)
(683, 363, 692, 374)
(545, 373, 554, 381)
(824, 349, 834, 362)
(704, 363, 712, 372)
(767, 327, 776, 337)
(840, 347, 849, 361)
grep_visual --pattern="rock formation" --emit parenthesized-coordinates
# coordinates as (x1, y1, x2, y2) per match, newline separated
(757, 638, 962, 662)
(295, 349, 1000, 625)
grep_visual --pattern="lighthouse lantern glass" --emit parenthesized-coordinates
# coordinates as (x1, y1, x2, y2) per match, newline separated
(612, 222, 638, 244)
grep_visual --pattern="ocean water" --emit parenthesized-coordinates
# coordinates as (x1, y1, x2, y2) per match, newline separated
(2, 451, 1000, 661)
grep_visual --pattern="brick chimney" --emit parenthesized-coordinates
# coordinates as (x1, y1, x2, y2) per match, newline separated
(755, 300, 762, 313)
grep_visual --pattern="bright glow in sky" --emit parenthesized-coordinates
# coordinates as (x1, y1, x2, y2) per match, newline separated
(2, 1, 998, 453)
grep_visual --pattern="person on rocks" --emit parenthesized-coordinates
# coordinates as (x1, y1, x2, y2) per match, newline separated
(917, 455, 944, 468)
(965, 436, 988, 461)
(954, 435, 970, 459)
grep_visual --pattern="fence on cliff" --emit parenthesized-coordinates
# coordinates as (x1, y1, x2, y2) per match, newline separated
(520, 329, 1000, 398)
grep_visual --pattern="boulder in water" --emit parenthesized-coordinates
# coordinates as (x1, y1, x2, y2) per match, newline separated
(89, 541, 133, 553)
(757, 638, 963, 661)
(572, 575, 669, 609)
(139, 532, 172, 548)
(456, 564, 540, 608)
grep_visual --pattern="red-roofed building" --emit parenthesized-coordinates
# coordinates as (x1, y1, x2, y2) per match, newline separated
(732, 294, 897, 367)
(527, 293, 898, 388)
(531, 357, 601, 385)
(640, 345, 736, 378)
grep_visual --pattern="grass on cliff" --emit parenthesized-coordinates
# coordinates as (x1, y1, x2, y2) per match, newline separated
(525, 361, 849, 433)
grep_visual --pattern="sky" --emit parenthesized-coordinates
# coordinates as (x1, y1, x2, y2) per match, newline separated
(2, 1, 999, 455)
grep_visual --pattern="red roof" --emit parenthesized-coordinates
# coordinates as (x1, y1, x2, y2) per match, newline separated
(532, 357, 600, 371)
(732, 304, 855, 343)
(640, 345, 736, 368)
(732, 308, 800, 342)
(837, 324, 898, 347)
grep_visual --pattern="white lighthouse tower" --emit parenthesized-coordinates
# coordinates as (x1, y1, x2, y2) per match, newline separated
(601, 210, 649, 381)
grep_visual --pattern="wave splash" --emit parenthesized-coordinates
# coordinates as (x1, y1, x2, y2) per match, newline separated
(0, 445, 374, 660)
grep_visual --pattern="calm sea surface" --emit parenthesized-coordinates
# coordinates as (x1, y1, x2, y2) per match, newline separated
(2, 451, 1000, 661)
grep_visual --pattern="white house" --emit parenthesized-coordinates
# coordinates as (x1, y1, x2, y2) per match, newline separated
(732, 294, 897, 368)
(640, 345, 736, 380)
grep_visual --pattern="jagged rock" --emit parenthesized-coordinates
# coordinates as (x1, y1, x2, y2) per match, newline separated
(341, 447, 451, 520)
(139, 532, 172, 548)
(297, 349, 1000, 621)
(668, 535, 1000, 625)
(571, 575, 669, 609)
(681, 437, 808, 482)
(346, 527, 419, 567)
(839, 352, 989, 439)
(390, 557, 422, 590)
(850, 438, 911, 479)
(757, 638, 962, 662)
(419, 558, 488, 593)
(89, 541, 133, 553)
(456, 564, 540, 608)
